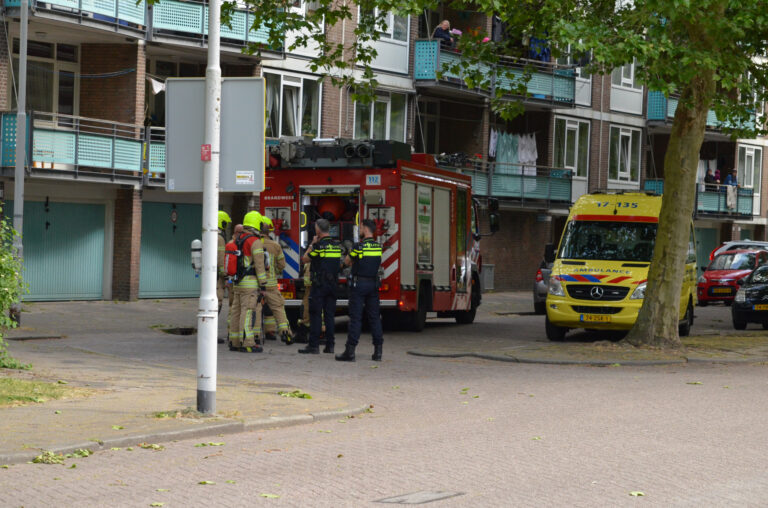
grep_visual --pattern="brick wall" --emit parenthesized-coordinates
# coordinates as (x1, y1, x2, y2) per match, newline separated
(112, 189, 142, 300)
(481, 210, 552, 290)
(80, 43, 145, 125)
(0, 25, 8, 111)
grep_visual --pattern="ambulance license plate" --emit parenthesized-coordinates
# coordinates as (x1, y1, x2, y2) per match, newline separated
(753, 304, 768, 311)
(580, 314, 611, 323)
(713, 287, 732, 294)
(281, 292, 294, 299)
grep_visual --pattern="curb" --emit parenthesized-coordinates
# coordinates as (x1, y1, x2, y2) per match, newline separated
(0, 404, 370, 466)
(407, 350, 768, 366)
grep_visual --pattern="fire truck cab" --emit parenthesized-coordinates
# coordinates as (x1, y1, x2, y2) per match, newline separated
(260, 138, 498, 331)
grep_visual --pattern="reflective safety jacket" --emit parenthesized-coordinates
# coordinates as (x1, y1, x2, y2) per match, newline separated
(308, 236, 342, 284)
(234, 229, 267, 289)
(349, 238, 382, 278)
(261, 236, 286, 288)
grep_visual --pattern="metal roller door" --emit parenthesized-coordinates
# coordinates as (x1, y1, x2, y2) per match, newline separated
(139, 202, 202, 298)
(7, 200, 105, 301)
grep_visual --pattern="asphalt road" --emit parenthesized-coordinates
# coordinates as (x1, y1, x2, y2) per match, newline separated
(2, 295, 766, 507)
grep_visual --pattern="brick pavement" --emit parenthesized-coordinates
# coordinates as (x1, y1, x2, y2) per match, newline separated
(2, 296, 767, 506)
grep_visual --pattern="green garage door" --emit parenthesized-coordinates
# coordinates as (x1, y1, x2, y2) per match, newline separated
(139, 202, 202, 298)
(6, 200, 105, 301)
(695, 227, 718, 277)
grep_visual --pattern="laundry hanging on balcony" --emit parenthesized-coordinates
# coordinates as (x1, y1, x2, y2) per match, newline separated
(491, 131, 538, 176)
(146, 76, 166, 95)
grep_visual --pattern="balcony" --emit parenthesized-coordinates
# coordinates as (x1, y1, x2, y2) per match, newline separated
(413, 39, 575, 105)
(2, 0, 273, 51)
(647, 91, 756, 132)
(439, 159, 572, 206)
(0, 111, 166, 185)
(644, 178, 755, 217)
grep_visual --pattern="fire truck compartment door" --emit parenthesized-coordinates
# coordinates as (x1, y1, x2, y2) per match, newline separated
(433, 188, 450, 287)
(401, 181, 416, 286)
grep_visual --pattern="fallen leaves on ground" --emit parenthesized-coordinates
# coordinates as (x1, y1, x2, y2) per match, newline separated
(111, 425, 125, 430)
(32, 451, 64, 465)
(198, 480, 215, 485)
(686, 382, 703, 385)
(629, 491, 645, 497)
(260, 493, 279, 499)
(195, 442, 225, 447)
(138, 443, 165, 451)
(277, 390, 312, 399)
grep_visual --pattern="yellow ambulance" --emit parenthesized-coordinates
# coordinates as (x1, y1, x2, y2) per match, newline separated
(545, 192, 697, 341)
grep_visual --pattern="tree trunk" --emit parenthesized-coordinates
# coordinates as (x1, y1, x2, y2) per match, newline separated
(624, 72, 715, 349)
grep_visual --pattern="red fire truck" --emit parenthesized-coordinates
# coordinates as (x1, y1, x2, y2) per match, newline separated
(260, 138, 499, 331)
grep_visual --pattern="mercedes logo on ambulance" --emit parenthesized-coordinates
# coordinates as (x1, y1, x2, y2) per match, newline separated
(590, 286, 605, 300)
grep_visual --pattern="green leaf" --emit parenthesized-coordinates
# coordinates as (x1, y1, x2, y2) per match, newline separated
(260, 493, 279, 498)
(110, 448, 121, 451)
(156, 488, 170, 492)
(629, 491, 645, 497)
(150, 503, 165, 507)
(57, 380, 68, 384)
(532, 436, 542, 441)
(226, 480, 236, 484)
(69, 464, 77, 469)
(198, 481, 215, 485)
(111, 425, 124, 430)
(277, 390, 312, 399)
(1, 465, 9, 469)
(138, 443, 165, 451)
(686, 381, 703, 385)
(54, 410, 61, 414)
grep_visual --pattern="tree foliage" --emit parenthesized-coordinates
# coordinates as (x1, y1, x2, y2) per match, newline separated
(229, 0, 768, 346)
(0, 206, 28, 369)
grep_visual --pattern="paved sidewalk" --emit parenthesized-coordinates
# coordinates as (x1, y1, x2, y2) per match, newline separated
(1, 299, 366, 465)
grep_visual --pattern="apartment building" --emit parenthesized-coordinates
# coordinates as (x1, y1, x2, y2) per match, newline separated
(0, 1, 764, 300)
(413, 8, 768, 290)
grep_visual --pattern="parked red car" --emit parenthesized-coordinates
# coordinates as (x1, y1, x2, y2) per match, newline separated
(697, 249, 768, 306)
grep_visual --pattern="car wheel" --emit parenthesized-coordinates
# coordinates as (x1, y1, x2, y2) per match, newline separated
(732, 316, 748, 330)
(763, 322, 768, 330)
(545, 316, 567, 342)
(533, 300, 546, 315)
(679, 300, 693, 337)
(724, 300, 733, 307)
(697, 300, 708, 307)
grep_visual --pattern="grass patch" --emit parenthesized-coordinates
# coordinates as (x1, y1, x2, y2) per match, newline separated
(0, 377, 88, 407)
(683, 334, 768, 352)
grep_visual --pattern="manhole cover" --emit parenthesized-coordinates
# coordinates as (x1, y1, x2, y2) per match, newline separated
(375, 491, 464, 504)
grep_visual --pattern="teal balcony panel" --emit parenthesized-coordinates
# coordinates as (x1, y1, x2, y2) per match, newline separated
(114, 138, 143, 172)
(205, 7, 248, 41)
(149, 143, 166, 174)
(246, 15, 271, 44)
(33, 129, 76, 165)
(643, 176, 754, 217)
(153, 0, 204, 34)
(46, 0, 79, 9)
(77, 134, 113, 169)
(647, 91, 755, 131)
(81, 0, 118, 19)
(117, 0, 146, 25)
(414, 40, 575, 104)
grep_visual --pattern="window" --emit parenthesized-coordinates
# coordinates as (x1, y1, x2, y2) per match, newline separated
(10, 39, 79, 117)
(555, 44, 590, 79)
(360, 9, 408, 42)
(608, 125, 641, 182)
(559, 221, 658, 262)
(738, 145, 762, 190)
(553, 117, 589, 177)
(264, 72, 321, 138)
(611, 60, 641, 90)
(146, 59, 205, 126)
(354, 92, 407, 141)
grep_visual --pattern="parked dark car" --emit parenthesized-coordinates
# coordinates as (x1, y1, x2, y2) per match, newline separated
(732, 265, 768, 330)
(533, 244, 556, 314)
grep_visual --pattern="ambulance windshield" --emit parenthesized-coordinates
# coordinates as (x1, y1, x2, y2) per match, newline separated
(559, 221, 658, 262)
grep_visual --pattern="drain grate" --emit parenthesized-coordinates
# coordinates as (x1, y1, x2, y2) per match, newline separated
(375, 491, 464, 504)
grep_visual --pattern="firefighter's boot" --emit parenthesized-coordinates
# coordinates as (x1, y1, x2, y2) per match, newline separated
(323, 343, 334, 354)
(335, 345, 356, 362)
(281, 330, 293, 345)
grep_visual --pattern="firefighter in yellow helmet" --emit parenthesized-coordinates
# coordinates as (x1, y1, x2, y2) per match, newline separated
(261, 216, 278, 341)
(258, 216, 294, 345)
(217, 211, 231, 344)
(228, 211, 267, 353)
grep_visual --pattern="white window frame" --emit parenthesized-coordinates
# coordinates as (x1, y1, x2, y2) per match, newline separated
(553, 116, 590, 178)
(10, 39, 80, 118)
(608, 125, 642, 183)
(263, 70, 323, 138)
(611, 59, 642, 90)
(738, 144, 762, 190)
(353, 92, 408, 142)
(556, 43, 591, 80)
(358, 8, 409, 44)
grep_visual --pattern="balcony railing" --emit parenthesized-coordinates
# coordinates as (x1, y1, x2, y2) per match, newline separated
(438, 158, 572, 205)
(643, 178, 755, 217)
(3, 0, 273, 49)
(0, 111, 166, 183)
(414, 39, 576, 105)
(647, 91, 756, 131)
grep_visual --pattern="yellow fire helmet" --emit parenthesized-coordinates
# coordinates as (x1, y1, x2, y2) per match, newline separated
(263, 216, 274, 232)
(242, 210, 263, 231)
(217, 210, 231, 230)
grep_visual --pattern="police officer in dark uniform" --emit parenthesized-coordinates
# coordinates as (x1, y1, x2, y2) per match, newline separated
(336, 219, 384, 362)
(298, 218, 342, 355)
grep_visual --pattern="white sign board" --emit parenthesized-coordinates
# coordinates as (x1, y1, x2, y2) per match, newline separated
(165, 77, 265, 193)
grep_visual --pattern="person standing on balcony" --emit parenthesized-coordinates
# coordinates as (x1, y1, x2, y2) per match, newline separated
(724, 168, 738, 187)
(704, 168, 717, 192)
(433, 20, 454, 48)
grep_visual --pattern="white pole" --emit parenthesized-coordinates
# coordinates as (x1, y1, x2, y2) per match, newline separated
(197, 0, 221, 414)
(13, 0, 28, 259)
